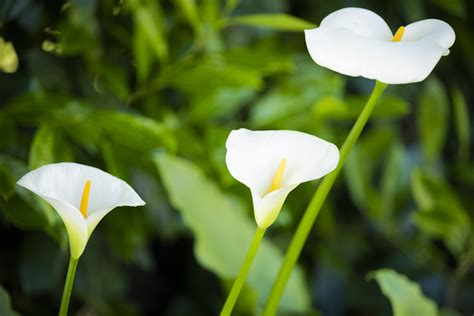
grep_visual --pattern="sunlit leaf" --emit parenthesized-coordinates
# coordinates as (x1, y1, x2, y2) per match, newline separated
(370, 269, 438, 316)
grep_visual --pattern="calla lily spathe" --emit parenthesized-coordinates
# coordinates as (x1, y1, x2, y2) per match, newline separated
(305, 7, 455, 84)
(226, 129, 339, 229)
(17, 163, 145, 259)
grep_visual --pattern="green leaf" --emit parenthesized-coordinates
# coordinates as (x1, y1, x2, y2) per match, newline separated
(370, 269, 438, 316)
(250, 57, 343, 129)
(174, 0, 200, 35)
(227, 14, 316, 31)
(0, 93, 72, 126)
(411, 169, 471, 256)
(344, 128, 396, 220)
(133, 16, 154, 82)
(189, 87, 255, 121)
(154, 153, 310, 313)
(418, 78, 448, 163)
(29, 124, 74, 169)
(0, 286, 20, 316)
(224, 45, 293, 76)
(92, 110, 177, 152)
(169, 56, 262, 95)
(313, 95, 410, 120)
(452, 88, 470, 161)
(130, 0, 168, 62)
(381, 142, 409, 216)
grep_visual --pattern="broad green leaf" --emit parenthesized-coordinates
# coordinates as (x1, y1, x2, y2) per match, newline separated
(0, 286, 20, 316)
(452, 88, 470, 161)
(154, 153, 310, 313)
(370, 269, 438, 316)
(418, 78, 448, 163)
(227, 14, 316, 31)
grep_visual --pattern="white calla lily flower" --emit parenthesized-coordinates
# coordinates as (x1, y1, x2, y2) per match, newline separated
(226, 129, 339, 229)
(17, 162, 145, 259)
(305, 7, 455, 84)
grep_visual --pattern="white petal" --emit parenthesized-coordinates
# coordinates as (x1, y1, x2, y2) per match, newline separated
(18, 190, 88, 259)
(86, 208, 113, 237)
(305, 9, 455, 84)
(226, 129, 339, 197)
(17, 162, 145, 257)
(403, 19, 455, 55)
(17, 162, 145, 215)
(251, 185, 297, 229)
(319, 7, 392, 41)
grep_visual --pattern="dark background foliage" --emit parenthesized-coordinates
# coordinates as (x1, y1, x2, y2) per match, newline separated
(0, 0, 473, 315)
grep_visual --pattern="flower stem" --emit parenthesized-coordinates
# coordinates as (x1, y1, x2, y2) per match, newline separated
(263, 80, 387, 315)
(58, 257, 79, 316)
(220, 227, 266, 316)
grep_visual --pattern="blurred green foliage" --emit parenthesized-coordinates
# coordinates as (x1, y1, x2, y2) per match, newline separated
(0, 0, 473, 315)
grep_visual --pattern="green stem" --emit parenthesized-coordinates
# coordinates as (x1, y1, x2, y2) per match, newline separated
(220, 227, 266, 316)
(263, 80, 387, 316)
(58, 257, 79, 316)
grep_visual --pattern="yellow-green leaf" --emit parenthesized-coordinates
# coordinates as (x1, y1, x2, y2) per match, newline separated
(227, 14, 316, 31)
(370, 269, 438, 316)
(0, 37, 18, 73)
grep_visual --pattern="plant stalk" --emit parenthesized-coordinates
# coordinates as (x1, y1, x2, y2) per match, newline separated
(263, 80, 387, 315)
(220, 227, 266, 316)
(58, 257, 79, 316)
